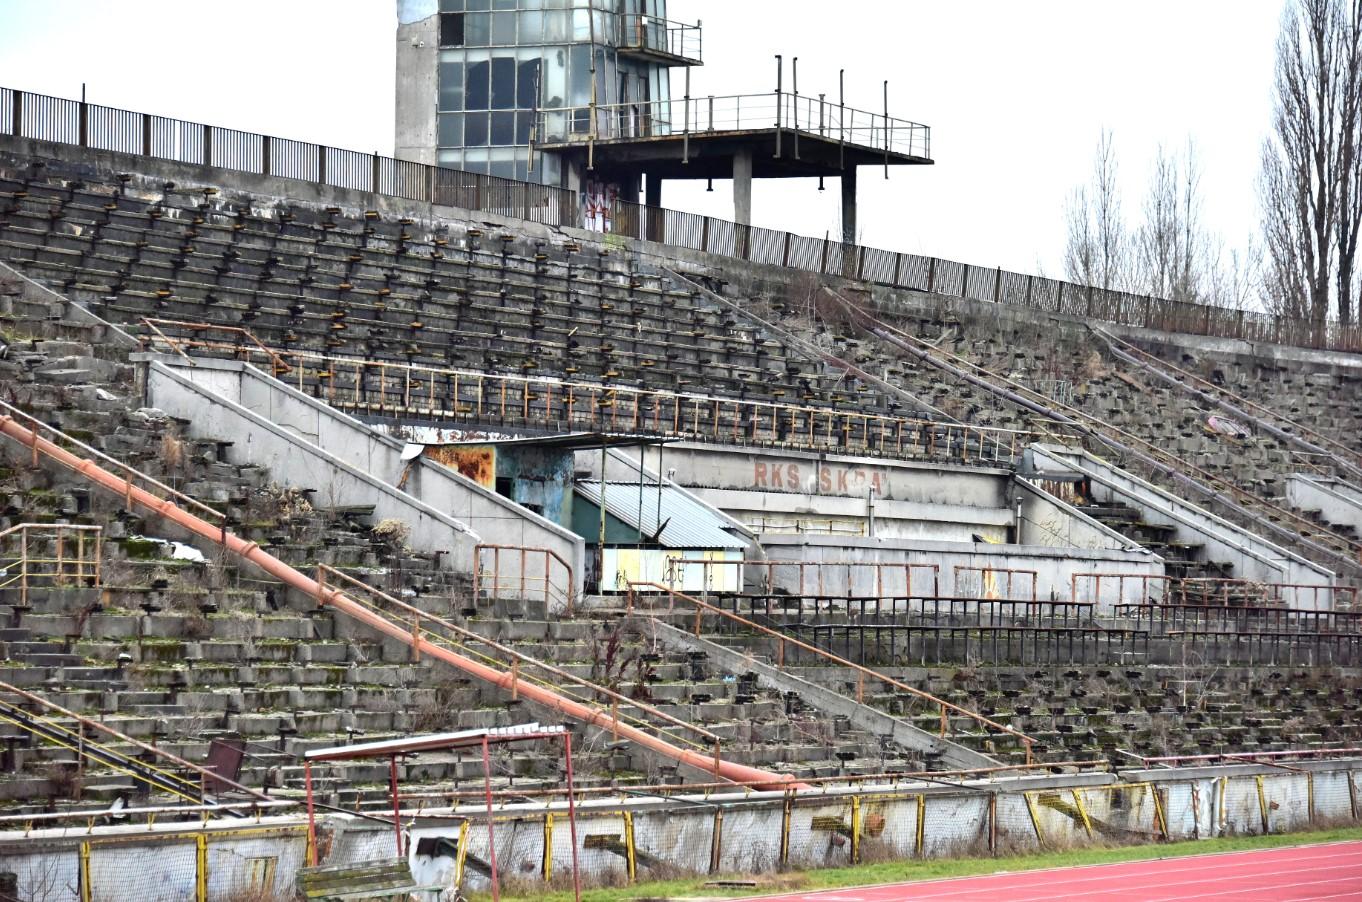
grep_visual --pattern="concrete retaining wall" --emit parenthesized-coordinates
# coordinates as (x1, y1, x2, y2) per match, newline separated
(756, 534, 1162, 606)
(3, 761, 1357, 899)
(1288, 475, 1362, 538)
(143, 356, 585, 596)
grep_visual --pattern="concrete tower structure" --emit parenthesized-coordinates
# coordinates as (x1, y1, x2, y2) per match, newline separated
(396, 1, 932, 240)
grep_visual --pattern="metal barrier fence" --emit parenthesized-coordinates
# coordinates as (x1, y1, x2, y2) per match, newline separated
(4, 85, 1359, 353)
(7, 765, 1357, 899)
(135, 325, 1031, 466)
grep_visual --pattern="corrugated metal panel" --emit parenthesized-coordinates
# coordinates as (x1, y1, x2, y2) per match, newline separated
(575, 481, 746, 549)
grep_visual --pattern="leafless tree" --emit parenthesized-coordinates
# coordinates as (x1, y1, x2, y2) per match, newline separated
(1064, 129, 1128, 291)
(1135, 142, 1216, 303)
(1259, 0, 1362, 325)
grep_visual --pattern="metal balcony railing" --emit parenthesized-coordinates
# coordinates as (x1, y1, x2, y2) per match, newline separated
(535, 92, 931, 159)
(617, 14, 702, 64)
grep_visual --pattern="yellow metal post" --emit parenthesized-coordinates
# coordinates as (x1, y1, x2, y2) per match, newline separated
(915, 793, 926, 857)
(79, 841, 92, 902)
(623, 811, 637, 883)
(196, 833, 208, 901)
(850, 796, 861, 864)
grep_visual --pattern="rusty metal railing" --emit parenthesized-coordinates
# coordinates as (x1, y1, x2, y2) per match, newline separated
(626, 582, 1037, 764)
(0, 523, 102, 607)
(0, 398, 226, 526)
(1072, 572, 1352, 610)
(139, 317, 292, 376)
(952, 566, 1038, 601)
(472, 543, 576, 613)
(318, 565, 722, 762)
(134, 325, 1032, 466)
(662, 557, 941, 599)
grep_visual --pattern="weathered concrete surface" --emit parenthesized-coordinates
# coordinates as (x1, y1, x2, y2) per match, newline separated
(757, 534, 1161, 605)
(144, 356, 586, 594)
(646, 619, 998, 770)
(1028, 444, 1336, 606)
(1288, 475, 1362, 538)
(395, 0, 439, 167)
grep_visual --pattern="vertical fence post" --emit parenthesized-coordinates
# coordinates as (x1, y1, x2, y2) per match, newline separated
(203, 124, 212, 167)
(263, 137, 273, 175)
(318, 146, 328, 185)
(78, 98, 88, 147)
(79, 840, 92, 902)
(141, 112, 152, 156)
(195, 833, 208, 902)
(10, 90, 21, 138)
(926, 257, 936, 293)
(372, 153, 381, 194)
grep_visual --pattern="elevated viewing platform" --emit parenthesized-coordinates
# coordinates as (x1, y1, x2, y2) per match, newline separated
(535, 91, 933, 177)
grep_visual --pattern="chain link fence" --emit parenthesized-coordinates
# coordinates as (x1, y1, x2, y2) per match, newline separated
(2, 766, 1359, 899)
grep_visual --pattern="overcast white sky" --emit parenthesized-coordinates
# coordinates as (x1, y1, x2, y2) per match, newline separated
(0, 0, 1283, 276)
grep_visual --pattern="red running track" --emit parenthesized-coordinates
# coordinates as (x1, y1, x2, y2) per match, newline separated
(742, 841, 1362, 901)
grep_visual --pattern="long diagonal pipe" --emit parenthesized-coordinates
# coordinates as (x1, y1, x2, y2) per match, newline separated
(0, 413, 800, 791)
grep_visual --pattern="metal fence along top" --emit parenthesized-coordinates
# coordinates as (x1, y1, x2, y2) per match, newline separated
(2, 86, 1357, 354)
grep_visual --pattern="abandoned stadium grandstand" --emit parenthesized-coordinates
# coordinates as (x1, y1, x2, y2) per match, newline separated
(0, 11, 1361, 897)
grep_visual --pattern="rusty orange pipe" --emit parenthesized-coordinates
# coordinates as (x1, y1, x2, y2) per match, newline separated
(0, 414, 801, 791)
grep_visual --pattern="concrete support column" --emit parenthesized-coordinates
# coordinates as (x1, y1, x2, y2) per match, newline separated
(733, 149, 754, 226)
(841, 166, 858, 246)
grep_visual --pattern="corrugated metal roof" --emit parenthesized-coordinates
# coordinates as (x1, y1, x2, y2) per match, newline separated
(575, 481, 746, 549)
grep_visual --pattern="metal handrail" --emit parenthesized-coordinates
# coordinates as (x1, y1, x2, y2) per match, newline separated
(617, 13, 702, 62)
(849, 299, 1362, 569)
(0, 523, 102, 604)
(472, 543, 576, 613)
(140, 317, 292, 376)
(0, 680, 270, 804)
(0, 404, 794, 790)
(1095, 326, 1362, 476)
(317, 565, 722, 756)
(134, 330, 1032, 465)
(626, 582, 1037, 764)
(0, 399, 226, 525)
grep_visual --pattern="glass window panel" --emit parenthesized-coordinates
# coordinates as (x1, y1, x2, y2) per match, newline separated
(464, 12, 490, 45)
(439, 13, 464, 47)
(465, 0, 490, 10)
(492, 0, 516, 8)
(515, 158, 529, 182)
(438, 60, 464, 110)
(463, 148, 489, 174)
(465, 112, 490, 145)
(490, 159, 516, 180)
(466, 59, 490, 109)
(569, 44, 590, 106)
(517, 59, 541, 108)
(440, 0, 465, 10)
(543, 11, 569, 42)
(518, 10, 542, 44)
(437, 149, 463, 167)
(543, 48, 567, 108)
(491, 12, 516, 44)
(491, 111, 517, 145)
(491, 56, 516, 109)
(571, 8, 591, 41)
(515, 111, 533, 144)
(438, 113, 464, 147)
